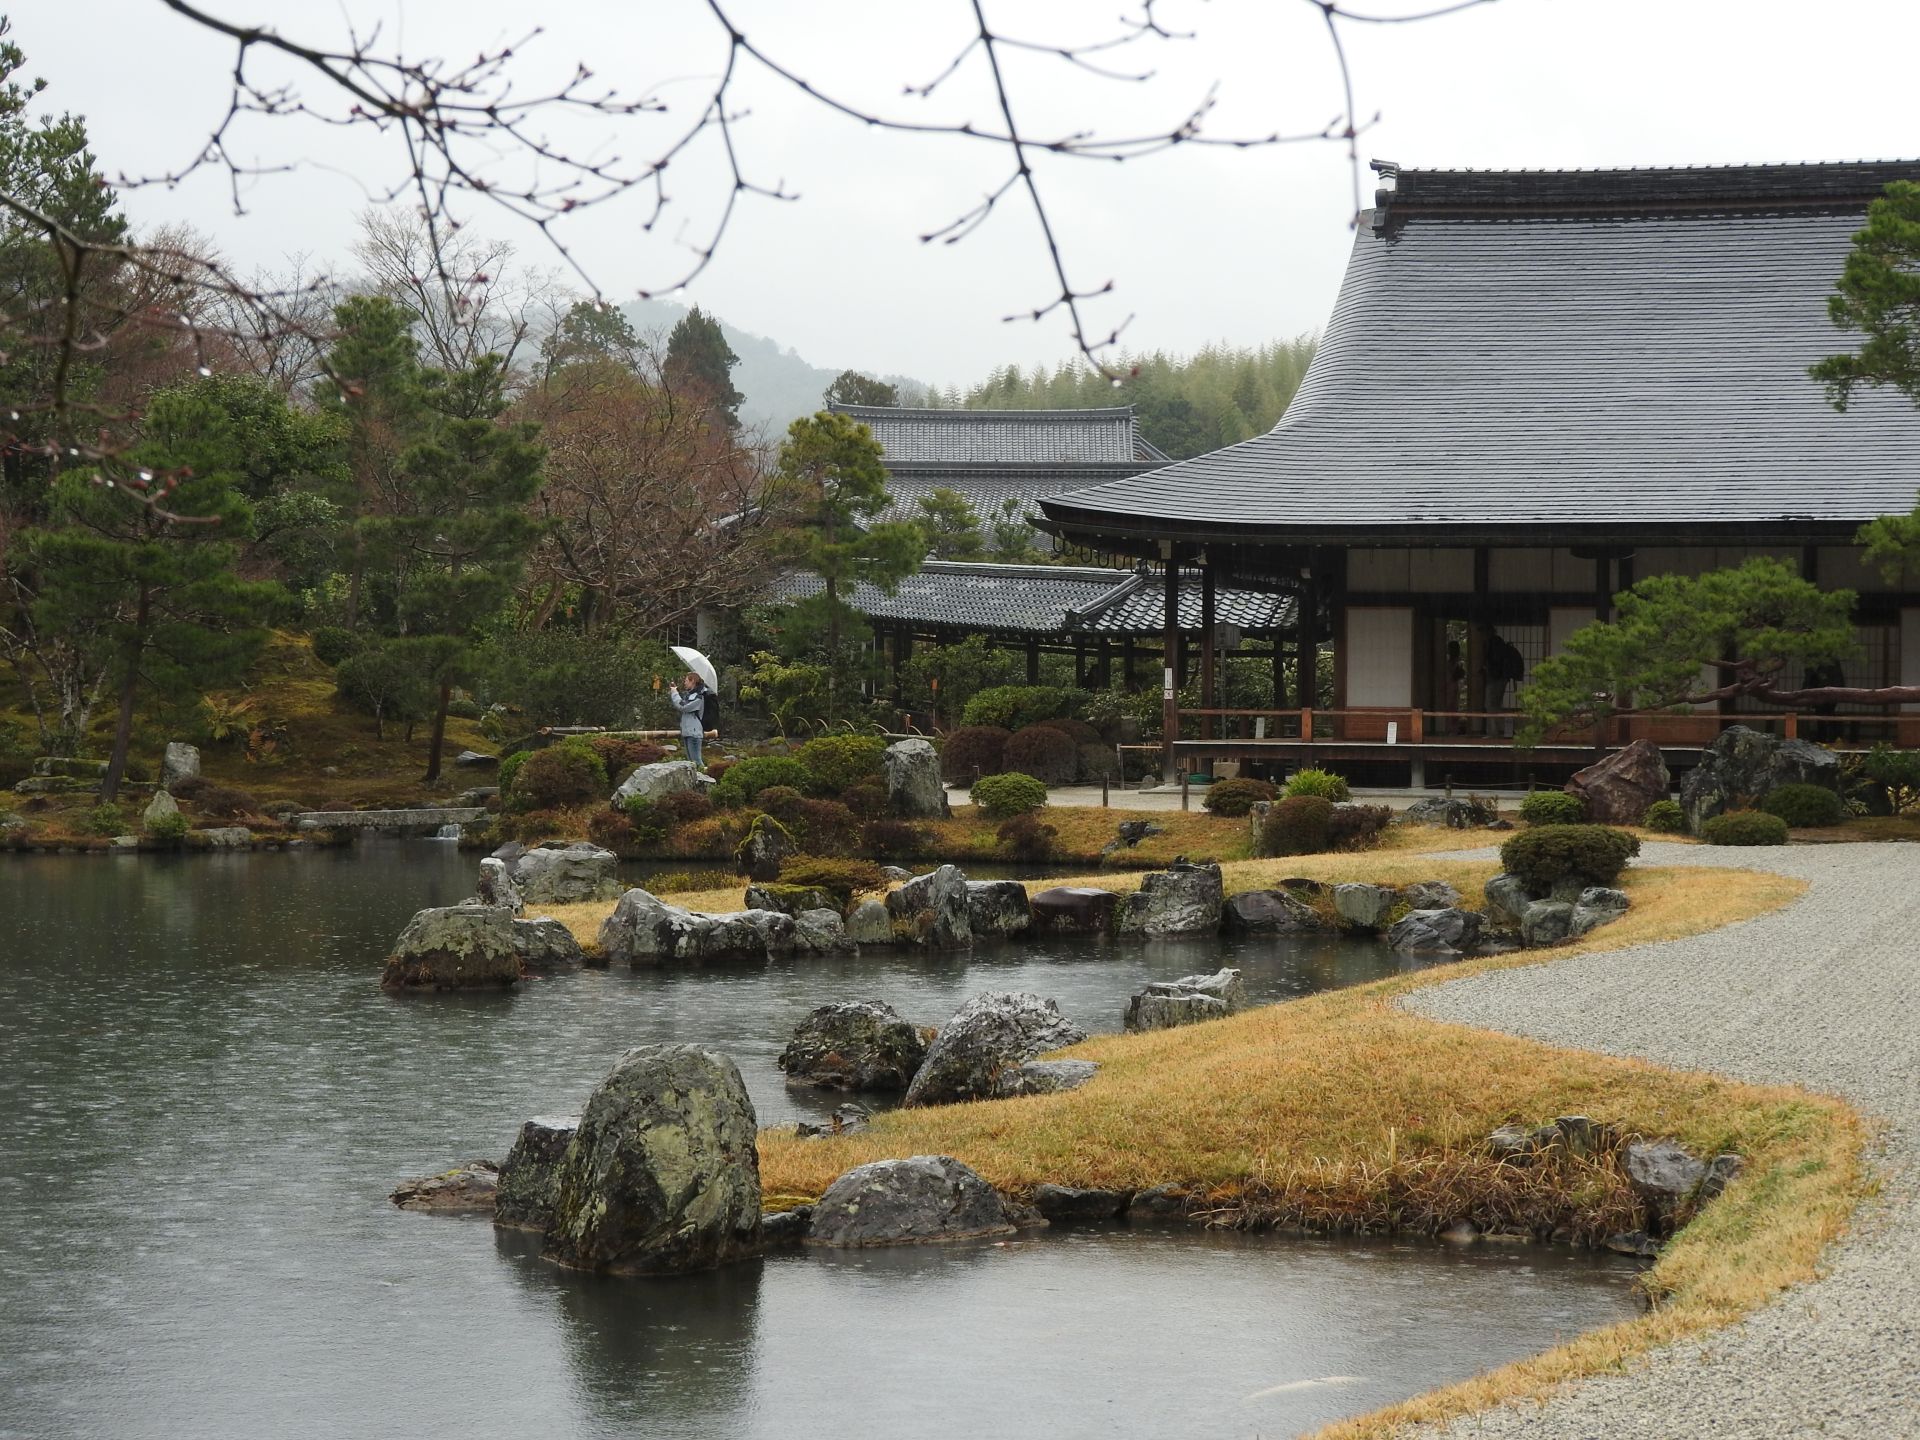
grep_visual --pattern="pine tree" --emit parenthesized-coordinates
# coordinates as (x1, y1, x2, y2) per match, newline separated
(664, 305, 744, 429)
(915, 486, 984, 559)
(822, 370, 899, 407)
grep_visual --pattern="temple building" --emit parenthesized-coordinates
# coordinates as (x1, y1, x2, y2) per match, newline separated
(1038, 160, 1920, 785)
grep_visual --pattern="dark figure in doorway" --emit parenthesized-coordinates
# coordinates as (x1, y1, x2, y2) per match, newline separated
(1485, 630, 1526, 736)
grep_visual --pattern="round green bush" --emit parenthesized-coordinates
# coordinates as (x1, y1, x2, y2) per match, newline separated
(1203, 777, 1278, 817)
(1003, 724, 1077, 785)
(793, 734, 888, 794)
(960, 684, 1077, 730)
(1642, 799, 1686, 833)
(309, 625, 360, 667)
(617, 798, 669, 847)
(496, 749, 531, 797)
(509, 739, 609, 810)
(940, 725, 1010, 783)
(1758, 783, 1843, 828)
(1498, 824, 1640, 890)
(1520, 790, 1587, 826)
(1700, 810, 1791, 846)
(144, 810, 191, 845)
(1035, 716, 1102, 749)
(1260, 794, 1335, 856)
(711, 754, 811, 808)
(970, 771, 1049, 819)
(1284, 768, 1351, 802)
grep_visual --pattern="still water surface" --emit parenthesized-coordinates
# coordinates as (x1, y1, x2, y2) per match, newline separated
(0, 845, 1642, 1439)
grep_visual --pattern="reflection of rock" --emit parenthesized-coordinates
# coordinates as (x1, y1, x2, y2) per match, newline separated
(543, 1045, 761, 1275)
(494, 1118, 577, 1232)
(1028, 886, 1117, 936)
(390, 1160, 499, 1213)
(807, 1155, 1020, 1247)
(884, 737, 950, 819)
(884, 864, 972, 948)
(778, 1000, 929, 1092)
(965, 880, 1031, 940)
(1123, 968, 1247, 1031)
(382, 904, 522, 991)
(904, 991, 1087, 1107)
(1116, 861, 1223, 936)
(514, 842, 622, 905)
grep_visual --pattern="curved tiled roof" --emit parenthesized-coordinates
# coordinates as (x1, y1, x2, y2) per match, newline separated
(1041, 160, 1920, 545)
(764, 562, 1291, 637)
(832, 404, 1166, 465)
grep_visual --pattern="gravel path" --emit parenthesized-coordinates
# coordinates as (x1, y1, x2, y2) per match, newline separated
(1404, 841, 1920, 1439)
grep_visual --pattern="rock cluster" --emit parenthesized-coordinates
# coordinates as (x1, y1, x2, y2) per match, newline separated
(1678, 724, 1840, 832)
(1483, 874, 1632, 945)
(597, 888, 795, 965)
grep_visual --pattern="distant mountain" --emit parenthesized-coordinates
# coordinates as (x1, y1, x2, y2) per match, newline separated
(620, 299, 928, 435)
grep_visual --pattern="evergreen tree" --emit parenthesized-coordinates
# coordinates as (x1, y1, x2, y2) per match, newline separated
(1813, 180, 1920, 410)
(823, 370, 900, 407)
(915, 486, 984, 559)
(542, 299, 641, 373)
(664, 305, 743, 428)
(767, 411, 923, 690)
(27, 380, 286, 799)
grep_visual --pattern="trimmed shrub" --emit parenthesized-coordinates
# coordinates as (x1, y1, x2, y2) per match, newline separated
(1284, 768, 1351, 802)
(970, 771, 1049, 819)
(1642, 798, 1686, 833)
(997, 812, 1058, 862)
(587, 807, 638, 854)
(842, 780, 888, 819)
(1203, 777, 1278, 817)
(960, 684, 1077, 731)
(1327, 802, 1392, 851)
(588, 735, 666, 775)
(1259, 794, 1334, 856)
(940, 725, 1011, 783)
(1520, 790, 1587, 826)
(1035, 716, 1102, 748)
(509, 739, 609, 811)
(309, 625, 360, 667)
(1701, 810, 1791, 846)
(647, 867, 736, 895)
(1078, 743, 1120, 782)
(83, 803, 127, 837)
(755, 788, 860, 856)
(861, 818, 928, 858)
(1759, 783, 1843, 828)
(496, 749, 531, 797)
(1498, 824, 1640, 890)
(777, 856, 888, 907)
(793, 734, 887, 794)
(446, 696, 483, 720)
(1003, 724, 1077, 785)
(145, 810, 192, 845)
(711, 754, 811, 808)
(658, 789, 714, 826)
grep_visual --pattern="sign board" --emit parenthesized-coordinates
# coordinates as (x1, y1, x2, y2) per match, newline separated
(1386, 721, 1399, 746)
(1162, 666, 1176, 701)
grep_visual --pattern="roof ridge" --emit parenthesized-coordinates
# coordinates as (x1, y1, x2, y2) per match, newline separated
(831, 403, 1140, 422)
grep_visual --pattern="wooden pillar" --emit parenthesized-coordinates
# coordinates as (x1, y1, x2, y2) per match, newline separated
(1594, 554, 1612, 756)
(1095, 637, 1112, 689)
(1297, 561, 1322, 715)
(1469, 545, 1490, 731)
(1074, 637, 1087, 689)
(1161, 556, 1182, 782)
(1199, 562, 1217, 744)
(1122, 636, 1136, 689)
(1025, 639, 1040, 684)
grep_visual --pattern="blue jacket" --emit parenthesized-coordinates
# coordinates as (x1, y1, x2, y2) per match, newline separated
(670, 686, 707, 738)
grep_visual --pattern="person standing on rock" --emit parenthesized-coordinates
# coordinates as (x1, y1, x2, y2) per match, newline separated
(669, 673, 710, 769)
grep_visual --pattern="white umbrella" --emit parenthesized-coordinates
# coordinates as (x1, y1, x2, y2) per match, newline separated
(670, 645, 719, 691)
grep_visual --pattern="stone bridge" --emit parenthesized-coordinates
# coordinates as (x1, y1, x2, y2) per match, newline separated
(292, 807, 489, 833)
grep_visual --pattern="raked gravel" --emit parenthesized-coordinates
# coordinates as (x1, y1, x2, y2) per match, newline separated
(1402, 840, 1920, 1440)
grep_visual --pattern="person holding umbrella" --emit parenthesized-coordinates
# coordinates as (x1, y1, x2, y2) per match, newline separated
(668, 645, 720, 770)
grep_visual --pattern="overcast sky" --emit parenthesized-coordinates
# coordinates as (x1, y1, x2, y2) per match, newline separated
(14, 0, 1920, 388)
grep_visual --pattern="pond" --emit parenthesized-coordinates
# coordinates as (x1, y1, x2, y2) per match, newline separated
(0, 845, 1644, 1439)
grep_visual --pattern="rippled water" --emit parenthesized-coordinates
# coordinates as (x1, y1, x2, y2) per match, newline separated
(0, 845, 1643, 1439)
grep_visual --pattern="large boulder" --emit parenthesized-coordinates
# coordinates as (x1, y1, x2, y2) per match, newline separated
(161, 740, 201, 787)
(1567, 740, 1671, 825)
(884, 737, 949, 819)
(1519, 900, 1574, 947)
(381, 904, 522, 991)
(1116, 861, 1223, 937)
(390, 1160, 499, 1213)
(1124, 967, 1247, 1031)
(845, 899, 896, 946)
(597, 888, 795, 966)
(612, 759, 708, 809)
(513, 842, 622, 905)
(807, 1155, 1021, 1247)
(885, 864, 972, 948)
(474, 856, 523, 913)
(778, 1000, 929, 1091)
(1569, 886, 1631, 937)
(1333, 882, 1397, 929)
(1385, 908, 1482, 954)
(1679, 724, 1841, 832)
(735, 816, 793, 883)
(1028, 886, 1118, 936)
(1483, 873, 1535, 927)
(542, 1045, 761, 1274)
(966, 880, 1032, 940)
(510, 916, 587, 972)
(904, 991, 1088, 1107)
(141, 790, 180, 829)
(1404, 795, 1483, 828)
(791, 908, 851, 954)
(493, 1117, 578, 1232)
(1221, 888, 1328, 933)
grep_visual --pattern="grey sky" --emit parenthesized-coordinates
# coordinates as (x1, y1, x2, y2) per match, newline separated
(15, 1, 1920, 389)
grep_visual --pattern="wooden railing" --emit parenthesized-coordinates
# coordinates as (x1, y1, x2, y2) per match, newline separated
(1174, 707, 1920, 750)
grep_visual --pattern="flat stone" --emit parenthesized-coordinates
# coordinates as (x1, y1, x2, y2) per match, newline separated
(454, 749, 499, 767)
(1028, 886, 1118, 936)
(199, 826, 253, 848)
(1221, 888, 1328, 932)
(996, 1058, 1099, 1096)
(390, 1160, 499, 1213)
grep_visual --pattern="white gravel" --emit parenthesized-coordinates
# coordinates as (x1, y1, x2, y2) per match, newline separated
(1399, 841, 1920, 1439)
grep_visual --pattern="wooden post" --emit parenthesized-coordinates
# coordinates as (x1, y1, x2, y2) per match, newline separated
(1122, 636, 1136, 689)
(1200, 562, 1217, 747)
(1161, 556, 1181, 783)
(1095, 637, 1112, 689)
(1593, 554, 1611, 759)
(1074, 636, 1087, 689)
(1025, 640, 1040, 684)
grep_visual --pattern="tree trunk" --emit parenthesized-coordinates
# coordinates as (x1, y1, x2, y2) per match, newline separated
(100, 586, 150, 804)
(422, 675, 452, 783)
